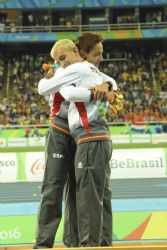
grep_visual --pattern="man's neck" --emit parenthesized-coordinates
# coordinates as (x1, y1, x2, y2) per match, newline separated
(76, 55, 84, 63)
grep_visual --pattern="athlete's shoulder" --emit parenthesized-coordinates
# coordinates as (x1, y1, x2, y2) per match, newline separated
(68, 61, 87, 69)
(62, 61, 98, 75)
(75, 61, 100, 74)
(62, 61, 87, 74)
(54, 67, 64, 76)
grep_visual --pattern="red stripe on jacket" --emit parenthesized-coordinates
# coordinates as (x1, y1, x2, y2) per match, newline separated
(51, 92, 65, 119)
(75, 102, 91, 133)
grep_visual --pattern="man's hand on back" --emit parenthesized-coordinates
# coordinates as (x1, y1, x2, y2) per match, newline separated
(91, 82, 110, 100)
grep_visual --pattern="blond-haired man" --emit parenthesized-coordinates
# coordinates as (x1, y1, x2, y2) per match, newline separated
(36, 39, 115, 247)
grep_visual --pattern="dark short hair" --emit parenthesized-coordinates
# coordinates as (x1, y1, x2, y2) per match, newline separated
(75, 32, 104, 53)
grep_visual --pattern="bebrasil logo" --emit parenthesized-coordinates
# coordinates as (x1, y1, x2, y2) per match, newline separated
(111, 157, 164, 168)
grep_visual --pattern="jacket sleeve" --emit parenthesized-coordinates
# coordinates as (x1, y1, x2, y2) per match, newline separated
(60, 86, 91, 102)
(100, 72, 118, 90)
(38, 66, 81, 96)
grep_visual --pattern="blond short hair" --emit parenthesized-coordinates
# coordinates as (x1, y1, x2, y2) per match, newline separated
(50, 39, 76, 59)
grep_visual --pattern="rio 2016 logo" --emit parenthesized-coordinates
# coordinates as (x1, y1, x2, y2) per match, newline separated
(0, 227, 21, 239)
(31, 158, 45, 174)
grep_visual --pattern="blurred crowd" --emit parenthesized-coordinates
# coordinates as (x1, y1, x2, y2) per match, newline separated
(144, 11, 162, 23)
(0, 49, 166, 127)
(0, 54, 4, 90)
(100, 50, 167, 123)
(0, 54, 50, 126)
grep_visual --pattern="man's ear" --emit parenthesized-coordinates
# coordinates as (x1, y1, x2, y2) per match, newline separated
(79, 49, 87, 59)
(73, 47, 78, 54)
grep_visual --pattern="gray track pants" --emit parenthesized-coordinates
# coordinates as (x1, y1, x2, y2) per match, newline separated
(34, 128, 79, 248)
(75, 140, 113, 247)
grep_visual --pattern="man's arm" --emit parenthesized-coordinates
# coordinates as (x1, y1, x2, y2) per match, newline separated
(59, 86, 93, 102)
(100, 72, 118, 91)
(58, 69, 117, 102)
(38, 66, 81, 96)
(38, 62, 114, 101)
(90, 72, 118, 100)
(59, 83, 111, 102)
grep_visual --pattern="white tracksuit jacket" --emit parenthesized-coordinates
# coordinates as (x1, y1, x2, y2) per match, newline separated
(38, 61, 117, 143)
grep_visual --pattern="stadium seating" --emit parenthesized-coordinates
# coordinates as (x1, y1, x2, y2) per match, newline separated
(0, 49, 166, 126)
